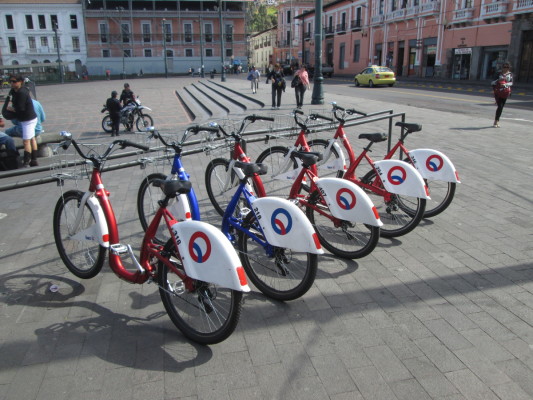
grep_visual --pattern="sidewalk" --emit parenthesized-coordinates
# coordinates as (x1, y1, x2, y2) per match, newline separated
(0, 76, 532, 400)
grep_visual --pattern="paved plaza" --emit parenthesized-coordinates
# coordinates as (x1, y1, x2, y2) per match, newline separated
(0, 76, 532, 400)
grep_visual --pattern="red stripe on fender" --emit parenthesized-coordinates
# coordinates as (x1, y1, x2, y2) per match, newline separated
(372, 206, 380, 220)
(312, 233, 322, 249)
(236, 266, 248, 286)
(102, 234, 109, 242)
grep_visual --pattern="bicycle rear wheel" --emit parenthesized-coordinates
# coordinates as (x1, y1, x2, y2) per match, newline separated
(53, 190, 106, 279)
(305, 191, 380, 259)
(237, 213, 317, 301)
(255, 146, 298, 199)
(360, 170, 426, 238)
(158, 239, 243, 345)
(138, 173, 172, 244)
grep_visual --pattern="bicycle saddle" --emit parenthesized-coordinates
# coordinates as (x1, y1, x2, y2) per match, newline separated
(358, 133, 388, 143)
(395, 122, 422, 133)
(292, 151, 323, 166)
(151, 179, 192, 196)
(234, 161, 268, 177)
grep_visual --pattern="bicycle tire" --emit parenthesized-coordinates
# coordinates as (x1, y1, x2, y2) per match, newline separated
(53, 190, 106, 279)
(136, 113, 154, 132)
(255, 146, 298, 199)
(307, 139, 344, 179)
(237, 213, 318, 301)
(137, 172, 182, 244)
(305, 190, 380, 259)
(360, 170, 426, 237)
(101, 115, 112, 133)
(402, 157, 456, 218)
(158, 238, 243, 345)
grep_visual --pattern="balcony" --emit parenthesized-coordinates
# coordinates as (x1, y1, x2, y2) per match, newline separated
(351, 19, 362, 31)
(26, 47, 55, 55)
(336, 23, 347, 33)
(324, 26, 335, 36)
(405, 6, 419, 19)
(481, 1, 509, 20)
(419, 1, 441, 15)
(370, 14, 385, 25)
(513, 0, 533, 14)
(385, 9, 406, 22)
(304, 31, 312, 40)
(452, 8, 475, 24)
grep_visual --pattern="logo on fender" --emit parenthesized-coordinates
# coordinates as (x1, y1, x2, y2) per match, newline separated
(426, 154, 444, 172)
(188, 231, 212, 263)
(387, 166, 407, 185)
(336, 188, 357, 210)
(270, 208, 293, 235)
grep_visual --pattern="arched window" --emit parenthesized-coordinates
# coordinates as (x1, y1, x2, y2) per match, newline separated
(12, 60, 19, 65)
(31, 60, 39, 64)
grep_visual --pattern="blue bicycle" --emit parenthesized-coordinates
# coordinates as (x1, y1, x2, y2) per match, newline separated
(218, 158, 323, 301)
(137, 125, 218, 243)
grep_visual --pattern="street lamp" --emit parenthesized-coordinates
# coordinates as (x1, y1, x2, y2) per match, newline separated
(118, 6, 126, 79)
(52, 22, 64, 83)
(162, 18, 168, 78)
(311, 0, 324, 104)
(218, 0, 226, 82)
(198, 15, 205, 78)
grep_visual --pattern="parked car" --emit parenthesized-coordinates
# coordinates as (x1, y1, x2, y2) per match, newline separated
(354, 66, 396, 87)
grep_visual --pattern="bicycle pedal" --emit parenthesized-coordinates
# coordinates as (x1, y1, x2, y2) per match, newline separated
(110, 244, 128, 255)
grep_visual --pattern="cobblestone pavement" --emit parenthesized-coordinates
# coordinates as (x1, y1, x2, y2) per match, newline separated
(0, 76, 532, 400)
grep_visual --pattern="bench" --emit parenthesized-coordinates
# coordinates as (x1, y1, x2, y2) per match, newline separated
(4, 132, 64, 157)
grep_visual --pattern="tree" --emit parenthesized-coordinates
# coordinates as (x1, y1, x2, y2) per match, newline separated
(248, 4, 277, 33)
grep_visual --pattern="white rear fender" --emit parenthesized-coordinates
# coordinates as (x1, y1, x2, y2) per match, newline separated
(408, 149, 461, 183)
(373, 160, 431, 199)
(315, 178, 382, 227)
(172, 221, 250, 292)
(251, 197, 324, 254)
(70, 194, 109, 248)
(318, 141, 346, 173)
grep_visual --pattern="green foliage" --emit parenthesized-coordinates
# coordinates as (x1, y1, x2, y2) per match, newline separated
(248, 4, 277, 33)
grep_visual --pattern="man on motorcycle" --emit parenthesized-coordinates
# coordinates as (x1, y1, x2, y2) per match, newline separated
(119, 83, 136, 131)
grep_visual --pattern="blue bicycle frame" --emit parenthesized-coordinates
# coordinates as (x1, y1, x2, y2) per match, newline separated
(168, 152, 201, 221)
(221, 179, 274, 257)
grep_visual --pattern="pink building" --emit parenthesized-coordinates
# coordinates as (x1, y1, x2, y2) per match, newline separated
(294, 0, 533, 82)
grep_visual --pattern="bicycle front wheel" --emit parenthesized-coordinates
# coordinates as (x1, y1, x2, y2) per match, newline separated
(158, 239, 243, 345)
(53, 190, 106, 279)
(255, 146, 298, 199)
(305, 190, 380, 259)
(360, 170, 426, 238)
(237, 213, 317, 301)
(136, 113, 154, 132)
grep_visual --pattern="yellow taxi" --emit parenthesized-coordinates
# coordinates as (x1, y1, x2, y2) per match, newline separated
(354, 66, 396, 87)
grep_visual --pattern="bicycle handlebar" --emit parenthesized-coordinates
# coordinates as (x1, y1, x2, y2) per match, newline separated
(331, 103, 367, 122)
(217, 114, 273, 138)
(309, 113, 334, 122)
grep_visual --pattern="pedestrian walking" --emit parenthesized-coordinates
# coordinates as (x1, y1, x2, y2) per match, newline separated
(292, 65, 310, 109)
(248, 66, 261, 94)
(266, 64, 285, 109)
(106, 90, 121, 137)
(491, 62, 513, 128)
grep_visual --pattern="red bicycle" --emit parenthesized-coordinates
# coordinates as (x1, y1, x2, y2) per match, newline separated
(52, 133, 249, 345)
(257, 110, 430, 238)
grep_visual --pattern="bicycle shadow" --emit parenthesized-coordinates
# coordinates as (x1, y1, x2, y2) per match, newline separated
(0, 273, 212, 372)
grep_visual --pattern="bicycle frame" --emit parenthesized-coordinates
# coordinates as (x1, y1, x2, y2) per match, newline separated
(222, 140, 267, 197)
(166, 151, 201, 220)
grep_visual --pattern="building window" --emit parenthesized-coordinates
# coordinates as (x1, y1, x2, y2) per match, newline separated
(142, 23, 151, 43)
(185, 48, 193, 57)
(121, 24, 130, 43)
(166, 49, 174, 57)
(72, 36, 80, 52)
(99, 23, 108, 43)
(26, 15, 34, 29)
(204, 24, 213, 42)
(5, 15, 14, 30)
(225, 24, 233, 42)
(206, 48, 213, 57)
(28, 36, 36, 50)
(353, 41, 360, 62)
(8, 37, 17, 53)
(53, 35, 60, 49)
(50, 15, 58, 29)
(226, 48, 233, 57)
(144, 49, 152, 57)
(163, 22, 172, 43)
(41, 37, 48, 47)
(38, 15, 46, 29)
(464, 0, 473, 8)
(184, 24, 192, 43)
(102, 49, 110, 57)
(70, 15, 78, 29)
(124, 49, 131, 57)
(287, 10, 291, 24)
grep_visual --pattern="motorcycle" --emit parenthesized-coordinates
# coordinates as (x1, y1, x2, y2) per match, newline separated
(101, 97, 154, 133)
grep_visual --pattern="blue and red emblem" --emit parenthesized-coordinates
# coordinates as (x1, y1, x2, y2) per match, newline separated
(188, 231, 212, 263)
(336, 188, 357, 210)
(425, 154, 444, 172)
(387, 165, 407, 185)
(271, 208, 293, 235)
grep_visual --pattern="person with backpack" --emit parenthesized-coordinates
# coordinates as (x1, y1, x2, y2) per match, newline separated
(491, 62, 513, 128)
(292, 65, 310, 109)
(266, 63, 285, 109)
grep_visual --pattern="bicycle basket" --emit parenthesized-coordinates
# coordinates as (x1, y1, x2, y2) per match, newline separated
(50, 142, 104, 182)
